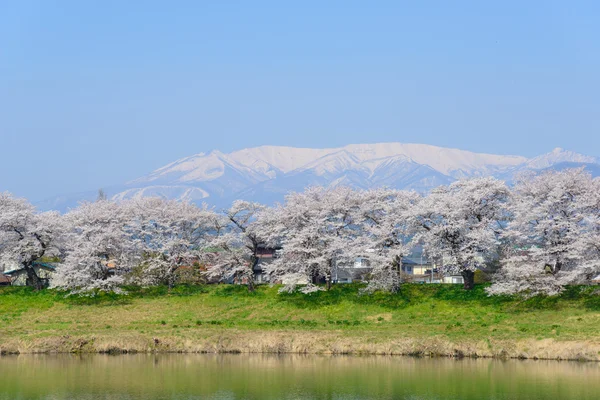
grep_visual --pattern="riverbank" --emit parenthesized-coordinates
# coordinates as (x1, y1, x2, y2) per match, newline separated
(2, 284, 600, 360)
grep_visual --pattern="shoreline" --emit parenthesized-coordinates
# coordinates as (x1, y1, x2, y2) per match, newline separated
(2, 332, 600, 361)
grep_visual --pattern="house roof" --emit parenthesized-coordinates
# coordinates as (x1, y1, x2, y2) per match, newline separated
(402, 258, 430, 266)
(3, 262, 57, 275)
(0, 274, 11, 284)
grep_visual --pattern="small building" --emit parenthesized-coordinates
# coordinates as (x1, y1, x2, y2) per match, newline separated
(592, 274, 600, 285)
(441, 275, 465, 284)
(401, 255, 441, 283)
(400, 255, 468, 284)
(333, 256, 372, 283)
(3, 262, 57, 288)
(401, 257, 433, 275)
(253, 246, 281, 284)
(0, 274, 11, 286)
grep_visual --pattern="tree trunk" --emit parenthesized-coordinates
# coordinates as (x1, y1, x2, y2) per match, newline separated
(462, 270, 475, 290)
(247, 256, 257, 293)
(553, 261, 562, 275)
(23, 264, 44, 290)
(247, 277, 255, 293)
(167, 266, 178, 293)
(326, 259, 334, 290)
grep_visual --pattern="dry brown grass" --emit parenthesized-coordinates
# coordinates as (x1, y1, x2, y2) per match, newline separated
(3, 330, 600, 361)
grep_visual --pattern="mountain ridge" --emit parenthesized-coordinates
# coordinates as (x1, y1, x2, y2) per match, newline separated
(35, 143, 599, 211)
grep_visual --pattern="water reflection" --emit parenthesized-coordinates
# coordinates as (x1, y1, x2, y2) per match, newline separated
(0, 354, 599, 399)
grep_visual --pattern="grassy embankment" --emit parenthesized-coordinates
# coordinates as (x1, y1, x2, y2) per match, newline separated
(2, 283, 600, 360)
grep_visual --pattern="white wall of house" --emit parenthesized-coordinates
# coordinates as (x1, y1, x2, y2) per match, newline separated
(442, 275, 464, 284)
(7, 266, 54, 286)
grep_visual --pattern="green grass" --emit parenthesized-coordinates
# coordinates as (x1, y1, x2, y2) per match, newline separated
(1, 283, 600, 345)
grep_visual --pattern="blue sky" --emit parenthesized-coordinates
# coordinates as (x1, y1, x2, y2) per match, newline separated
(1, 1, 599, 200)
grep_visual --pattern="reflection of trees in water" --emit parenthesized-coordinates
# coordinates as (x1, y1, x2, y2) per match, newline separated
(0, 354, 599, 399)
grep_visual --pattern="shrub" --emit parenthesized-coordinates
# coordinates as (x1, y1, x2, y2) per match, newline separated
(474, 270, 491, 284)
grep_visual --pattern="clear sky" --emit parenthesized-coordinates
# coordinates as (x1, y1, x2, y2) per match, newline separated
(1, 0, 599, 201)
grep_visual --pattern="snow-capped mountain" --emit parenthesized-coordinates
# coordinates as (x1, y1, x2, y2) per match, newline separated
(36, 143, 600, 211)
(117, 143, 527, 204)
(134, 143, 528, 185)
(520, 147, 598, 170)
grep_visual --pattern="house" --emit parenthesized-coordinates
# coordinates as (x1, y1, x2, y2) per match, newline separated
(401, 246, 436, 282)
(105, 260, 117, 275)
(3, 262, 57, 288)
(0, 274, 11, 286)
(592, 274, 600, 285)
(333, 256, 372, 283)
(253, 246, 281, 284)
(401, 257, 432, 275)
(212, 246, 280, 285)
(441, 275, 465, 284)
(400, 253, 443, 283)
(399, 253, 470, 284)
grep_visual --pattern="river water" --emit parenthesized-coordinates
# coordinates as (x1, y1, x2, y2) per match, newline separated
(0, 354, 599, 399)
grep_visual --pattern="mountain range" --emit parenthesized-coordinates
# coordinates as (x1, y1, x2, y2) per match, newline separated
(37, 143, 600, 212)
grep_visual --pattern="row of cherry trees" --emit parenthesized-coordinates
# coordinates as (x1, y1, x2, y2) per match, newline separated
(1, 168, 599, 296)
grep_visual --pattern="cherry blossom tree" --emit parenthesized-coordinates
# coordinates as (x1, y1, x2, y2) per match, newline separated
(488, 169, 600, 296)
(411, 177, 510, 290)
(203, 200, 267, 292)
(263, 186, 365, 293)
(53, 198, 216, 293)
(587, 176, 600, 269)
(10, 166, 600, 298)
(0, 192, 63, 290)
(358, 188, 421, 293)
(51, 199, 136, 294)
(123, 198, 216, 288)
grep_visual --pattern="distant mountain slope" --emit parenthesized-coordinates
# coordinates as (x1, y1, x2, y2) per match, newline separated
(35, 143, 599, 212)
(522, 148, 598, 170)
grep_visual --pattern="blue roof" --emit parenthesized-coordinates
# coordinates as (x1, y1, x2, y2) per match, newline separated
(3, 262, 57, 275)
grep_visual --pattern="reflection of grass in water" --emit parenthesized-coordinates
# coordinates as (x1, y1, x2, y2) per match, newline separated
(1, 283, 600, 357)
